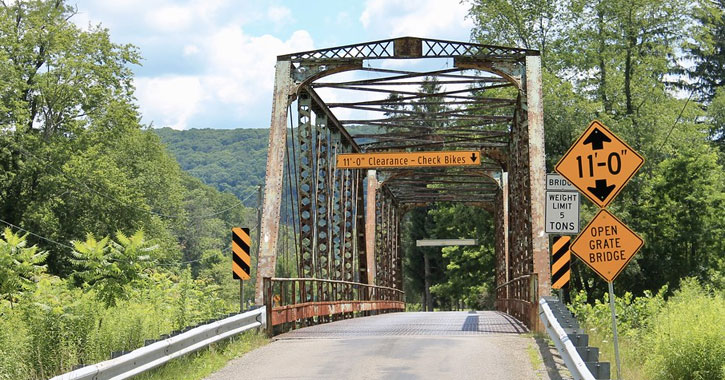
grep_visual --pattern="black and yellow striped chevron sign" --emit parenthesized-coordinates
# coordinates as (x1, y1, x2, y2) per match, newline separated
(551, 236, 571, 289)
(232, 227, 251, 280)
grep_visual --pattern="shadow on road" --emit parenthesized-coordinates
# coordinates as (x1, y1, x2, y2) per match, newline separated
(534, 335, 571, 380)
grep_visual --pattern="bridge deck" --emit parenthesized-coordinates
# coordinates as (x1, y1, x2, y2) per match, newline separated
(206, 311, 557, 380)
(277, 310, 528, 338)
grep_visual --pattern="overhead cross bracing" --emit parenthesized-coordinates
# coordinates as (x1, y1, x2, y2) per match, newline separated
(305, 67, 516, 207)
(255, 37, 550, 332)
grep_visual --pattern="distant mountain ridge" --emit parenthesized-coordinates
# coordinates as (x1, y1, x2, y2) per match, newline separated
(155, 127, 269, 204)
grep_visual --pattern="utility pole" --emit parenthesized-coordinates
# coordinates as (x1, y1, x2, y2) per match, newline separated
(255, 185, 263, 295)
(424, 253, 432, 312)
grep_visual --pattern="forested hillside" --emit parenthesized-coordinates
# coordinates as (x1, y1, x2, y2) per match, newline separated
(155, 128, 269, 204)
(0, 2, 258, 378)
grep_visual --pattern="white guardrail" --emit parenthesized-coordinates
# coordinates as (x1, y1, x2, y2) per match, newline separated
(51, 306, 266, 380)
(539, 298, 597, 380)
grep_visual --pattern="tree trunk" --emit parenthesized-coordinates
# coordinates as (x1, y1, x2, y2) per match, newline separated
(597, 3, 612, 113)
(424, 253, 432, 312)
(625, 9, 635, 115)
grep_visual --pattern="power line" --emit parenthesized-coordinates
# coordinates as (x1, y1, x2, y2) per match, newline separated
(660, 89, 695, 150)
(10, 142, 255, 219)
(0, 217, 75, 251)
(0, 217, 261, 269)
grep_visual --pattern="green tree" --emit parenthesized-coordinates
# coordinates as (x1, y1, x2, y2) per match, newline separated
(428, 204, 497, 309)
(0, 0, 139, 133)
(0, 227, 47, 304)
(708, 86, 725, 146)
(469, 0, 725, 300)
(468, 0, 565, 62)
(681, 0, 725, 102)
(71, 230, 156, 307)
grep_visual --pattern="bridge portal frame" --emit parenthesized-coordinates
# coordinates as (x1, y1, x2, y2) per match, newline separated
(254, 37, 549, 330)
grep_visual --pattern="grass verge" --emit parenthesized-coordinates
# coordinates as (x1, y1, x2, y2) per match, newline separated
(136, 329, 268, 380)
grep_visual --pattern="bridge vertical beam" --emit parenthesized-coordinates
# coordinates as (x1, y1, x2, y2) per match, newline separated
(355, 171, 368, 285)
(255, 61, 293, 305)
(375, 190, 384, 286)
(340, 157, 355, 285)
(495, 173, 509, 314)
(507, 92, 529, 324)
(297, 91, 315, 302)
(526, 55, 550, 326)
(313, 108, 331, 303)
(365, 170, 377, 286)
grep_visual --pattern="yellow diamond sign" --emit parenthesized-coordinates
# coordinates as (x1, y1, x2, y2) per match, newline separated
(555, 120, 644, 208)
(570, 209, 644, 282)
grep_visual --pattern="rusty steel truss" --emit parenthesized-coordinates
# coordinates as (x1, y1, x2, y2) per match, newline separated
(254, 37, 550, 331)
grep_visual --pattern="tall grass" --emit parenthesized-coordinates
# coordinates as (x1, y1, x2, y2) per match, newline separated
(570, 278, 724, 380)
(0, 271, 238, 379)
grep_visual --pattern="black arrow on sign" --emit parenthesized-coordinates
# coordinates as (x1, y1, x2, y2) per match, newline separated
(470, 153, 478, 163)
(583, 127, 611, 150)
(587, 179, 616, 201)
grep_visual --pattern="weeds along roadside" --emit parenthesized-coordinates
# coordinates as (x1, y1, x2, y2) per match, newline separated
(569, 278, 725, 380)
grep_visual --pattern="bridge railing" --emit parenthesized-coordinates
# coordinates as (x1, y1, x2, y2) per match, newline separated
(495, 273, 538, 328)
(263, 277, 405, 336)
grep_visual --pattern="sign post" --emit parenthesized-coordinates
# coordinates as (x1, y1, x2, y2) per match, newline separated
(608, 281, 622, 380)
(556, 120, 645, 380)
(232, 227, 252, 313)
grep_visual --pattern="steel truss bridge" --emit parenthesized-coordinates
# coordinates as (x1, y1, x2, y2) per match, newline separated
(253, 37, 550, 332)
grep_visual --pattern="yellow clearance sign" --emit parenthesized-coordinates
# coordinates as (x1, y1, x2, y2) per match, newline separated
(555, 120, 644, 208)
(570, 209, 643, 282)
(336, 151, 481, 169)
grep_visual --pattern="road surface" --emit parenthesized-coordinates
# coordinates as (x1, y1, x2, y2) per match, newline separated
(206, 311, 561, 380)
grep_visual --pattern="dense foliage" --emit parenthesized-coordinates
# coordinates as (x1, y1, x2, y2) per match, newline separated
(465, 0, 725, 301)
(0, 2, 257, 377)
(155, 127, 269, 204)
(570, 279, 724, 379)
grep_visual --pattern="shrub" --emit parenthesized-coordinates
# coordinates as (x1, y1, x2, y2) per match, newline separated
(569, 285, 667, 340)
(643, 279, 725, 380)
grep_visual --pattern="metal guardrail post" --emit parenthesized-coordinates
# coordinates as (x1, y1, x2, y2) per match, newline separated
(539, 297, 611, 380)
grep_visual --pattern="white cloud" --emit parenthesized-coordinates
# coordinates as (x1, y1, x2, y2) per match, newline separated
(135, 28, 314, 129)
(135, 76, 204, 130)
(360, 0, 473, 40)
(146, 5, 194, 32)
(183, 44, 200, 56)
(203, 28, 313, 105)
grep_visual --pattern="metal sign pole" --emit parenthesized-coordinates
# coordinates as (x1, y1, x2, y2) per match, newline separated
(608, 281, 622, 380)
(240, 281, 244, 313)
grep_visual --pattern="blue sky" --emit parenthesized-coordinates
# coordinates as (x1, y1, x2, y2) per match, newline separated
(72, 0, 475, 130)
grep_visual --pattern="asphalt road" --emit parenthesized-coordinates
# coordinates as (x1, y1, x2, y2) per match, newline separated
(206, 311, 556, 380)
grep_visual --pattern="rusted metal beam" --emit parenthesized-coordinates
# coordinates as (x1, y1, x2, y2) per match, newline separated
(270, 300, 405, 325)
(304, 87, 361, 152)
(365, 170, 377, 286)
(255, 61, 293, 305)
(526, 55, 549, 332)
(355, 171, 368, 284)
(278, 37, 533, 63)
